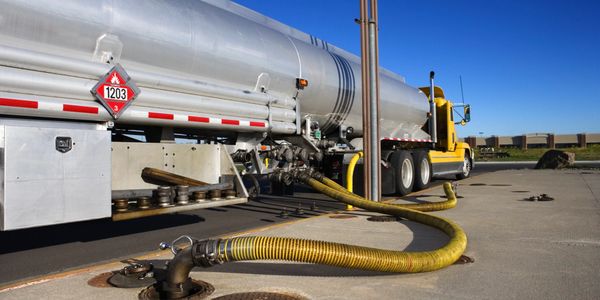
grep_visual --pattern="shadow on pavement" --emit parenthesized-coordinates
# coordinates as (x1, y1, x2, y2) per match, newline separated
(0, 214, 204, 254)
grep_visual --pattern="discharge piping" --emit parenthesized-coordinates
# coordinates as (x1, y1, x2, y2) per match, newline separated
(158, 174, 467, 298)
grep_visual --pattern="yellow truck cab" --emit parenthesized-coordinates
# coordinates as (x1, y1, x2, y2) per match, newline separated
(344, 82, 473, 197)
(420, 86, 473, 180)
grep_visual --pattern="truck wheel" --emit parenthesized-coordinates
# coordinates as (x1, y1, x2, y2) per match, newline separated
(391, 150, 414, 196)
(413, 151, 431, 191)
(456, 155, 472, 180)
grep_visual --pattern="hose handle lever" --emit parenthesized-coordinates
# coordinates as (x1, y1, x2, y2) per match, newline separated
(159, 235, 195, 255)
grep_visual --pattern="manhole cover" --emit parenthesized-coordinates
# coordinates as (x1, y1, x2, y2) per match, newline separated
(512, 190, 530, 193)
(329, 214, 357, 219)
(367, 216, 402, 222)
(138, 279, 214, 300)
(469, 183, 487, 186)
(87, 272, 116, 288)
(213, 292, 307, 300)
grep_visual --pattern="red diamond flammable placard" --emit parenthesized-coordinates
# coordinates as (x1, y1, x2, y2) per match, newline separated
(91, 64, 141, 119)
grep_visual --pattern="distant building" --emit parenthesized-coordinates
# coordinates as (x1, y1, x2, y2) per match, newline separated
(461, 133, 600, 149)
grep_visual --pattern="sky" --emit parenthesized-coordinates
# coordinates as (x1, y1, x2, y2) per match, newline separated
(233, 0, 600, 137)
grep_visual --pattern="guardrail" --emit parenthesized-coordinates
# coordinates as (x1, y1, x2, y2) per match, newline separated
(460, 133, 600, 149)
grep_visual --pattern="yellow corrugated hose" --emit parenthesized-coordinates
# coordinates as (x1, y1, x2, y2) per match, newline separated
(345, 151, 364, 210)
(323, 176, 456, 212)
(212, 178, 467, 273)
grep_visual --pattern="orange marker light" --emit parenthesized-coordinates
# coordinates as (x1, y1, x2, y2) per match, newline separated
(296, 78, 308, 89)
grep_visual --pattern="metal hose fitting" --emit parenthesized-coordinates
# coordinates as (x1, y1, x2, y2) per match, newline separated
(192, 239, 223, 267)
(160, 247, 195, 299)
(157, 239, 222, 299)
(231, 150, 253, 163)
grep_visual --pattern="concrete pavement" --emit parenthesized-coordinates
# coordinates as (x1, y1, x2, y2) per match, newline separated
(1, 169, 598, 299)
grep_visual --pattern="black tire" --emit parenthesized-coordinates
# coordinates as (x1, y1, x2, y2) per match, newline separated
(413, 151, 432, 191)
(390, 150, 414, 196)
(456, 155, 472, 180)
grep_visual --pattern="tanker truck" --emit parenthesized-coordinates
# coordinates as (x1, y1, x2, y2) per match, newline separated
(0, 0, 472, 231)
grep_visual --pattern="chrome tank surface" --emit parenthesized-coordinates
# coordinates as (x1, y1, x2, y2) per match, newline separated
(0, 0, 429, 139)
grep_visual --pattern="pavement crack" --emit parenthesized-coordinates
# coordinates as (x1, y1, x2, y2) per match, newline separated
(552, 240, 600, 248)
(517, 237, 600, 248)
(579, 173, 600, 214)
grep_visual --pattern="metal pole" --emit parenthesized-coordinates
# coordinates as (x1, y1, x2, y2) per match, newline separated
(368, 0, 381, 201)
(359, 0, 371, 199)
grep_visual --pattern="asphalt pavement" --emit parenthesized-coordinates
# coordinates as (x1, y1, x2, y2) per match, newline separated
(0, 161, 597, 286)
(0, 191, 344, 285)
(2, 167, 599, 299)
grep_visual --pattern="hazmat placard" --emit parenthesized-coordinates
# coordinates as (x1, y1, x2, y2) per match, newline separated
(91, 64, 141, 119)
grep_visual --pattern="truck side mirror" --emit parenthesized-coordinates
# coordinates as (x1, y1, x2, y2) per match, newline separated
(464, 105, 471, 123)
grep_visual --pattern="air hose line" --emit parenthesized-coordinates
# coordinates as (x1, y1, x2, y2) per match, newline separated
(160, 173, 467, 298)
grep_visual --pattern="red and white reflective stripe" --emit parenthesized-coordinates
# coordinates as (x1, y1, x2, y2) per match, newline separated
(0, 97, 268, 128)
(0, 97, 98, 114)
(148, 112, 174, 120)
(62, 104, 99, 114)
(0, 98, 38, 109)
(221, 118, 239, 126)
(139, 111, 267, 128)
(382, 137, 432, 143)
(187, 115, 209, 123)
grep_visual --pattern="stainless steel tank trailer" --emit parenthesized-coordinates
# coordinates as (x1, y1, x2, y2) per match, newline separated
(0, 0, 471, 231)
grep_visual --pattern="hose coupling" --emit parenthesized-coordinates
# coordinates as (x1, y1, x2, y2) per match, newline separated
(310, 171, 324, 181)
(269, 170, 293, 185)
(295, 169, 323, 182)
(192, 239, 224, 267)
(316, 139, 336, 149)
(293, 170, 310, 182)
(231, 150, 253, 163)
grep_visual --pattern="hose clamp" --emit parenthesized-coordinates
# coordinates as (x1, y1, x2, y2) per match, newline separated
(310, 171, 324, 181)
(192, 239, 223, 267)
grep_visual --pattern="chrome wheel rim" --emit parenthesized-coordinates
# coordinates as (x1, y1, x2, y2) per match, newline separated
(462, 157, 471, 176)
(401, 158, 414, 188)
(420, 158, 430, 184)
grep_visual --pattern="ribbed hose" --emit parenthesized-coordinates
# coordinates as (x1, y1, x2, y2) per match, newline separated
(322, 176, 457, 212)
(345, 151, 364, 210)
(212, 180, 467, 273)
